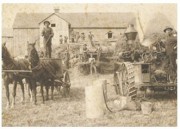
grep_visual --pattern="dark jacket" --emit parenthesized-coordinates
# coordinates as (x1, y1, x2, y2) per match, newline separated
(41, 27, 54, 46)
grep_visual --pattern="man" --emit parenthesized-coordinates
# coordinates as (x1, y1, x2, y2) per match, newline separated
(163, 26, 177, 83)
(59, 35, 63, 44)
(64, 49, 70, 69)
(41, 21, 54, 58)
(71, 30, 75, 43)
(82, 44, 89, 62)
(164, 26, 173, 37)
(64, 36, 68, 43)
(81, 33, 85, 41)
(88, 31, 95, 47)
(96, 43, 102, 61)
(76, 32, 80, 43)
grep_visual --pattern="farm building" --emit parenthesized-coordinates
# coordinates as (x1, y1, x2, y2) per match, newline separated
(12, 9, 137, 56)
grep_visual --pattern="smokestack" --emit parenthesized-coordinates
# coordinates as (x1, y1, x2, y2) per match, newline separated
(54, 7, 60, 13)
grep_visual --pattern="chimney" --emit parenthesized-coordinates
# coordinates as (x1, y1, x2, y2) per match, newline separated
(54, 7, 60, 13)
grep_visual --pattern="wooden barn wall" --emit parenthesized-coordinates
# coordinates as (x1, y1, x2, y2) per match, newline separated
(13, 28, 39, 57)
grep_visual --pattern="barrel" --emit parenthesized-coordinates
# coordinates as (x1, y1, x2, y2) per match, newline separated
(85, 79, 106, 119)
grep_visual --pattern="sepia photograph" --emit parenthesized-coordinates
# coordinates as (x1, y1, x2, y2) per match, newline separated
(1, 3, 177, 127)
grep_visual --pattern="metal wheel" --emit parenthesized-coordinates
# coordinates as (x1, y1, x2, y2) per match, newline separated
(113, 73, 120, 95)
(113, 62, 137, 99)
(121, 64, 129, 96)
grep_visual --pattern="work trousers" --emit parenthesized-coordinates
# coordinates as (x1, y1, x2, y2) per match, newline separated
(44, 44, 52, 58)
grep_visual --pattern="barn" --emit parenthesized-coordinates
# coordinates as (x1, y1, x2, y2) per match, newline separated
(12, 9, 136, 57)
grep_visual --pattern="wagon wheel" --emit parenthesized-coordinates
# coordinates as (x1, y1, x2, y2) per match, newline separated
(62, 71, 71, 97)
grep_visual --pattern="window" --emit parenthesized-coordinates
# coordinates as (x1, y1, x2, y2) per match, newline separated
(141, 64, 150, 73)
(51, 24, 56, 27)
(107, 31, 113, 39)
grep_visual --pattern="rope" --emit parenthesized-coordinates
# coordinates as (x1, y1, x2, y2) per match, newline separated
(102, 84, 114, 113)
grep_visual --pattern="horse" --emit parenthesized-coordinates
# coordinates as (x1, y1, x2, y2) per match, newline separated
(2, 42, 31, 109)
(27, 42, 65, 104)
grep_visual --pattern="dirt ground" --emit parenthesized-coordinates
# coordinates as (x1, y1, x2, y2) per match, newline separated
(2, 68, 177, 127)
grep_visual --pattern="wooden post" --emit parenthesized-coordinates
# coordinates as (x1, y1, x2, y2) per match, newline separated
(85, 79, 105, 118)
(116, 71, 123, 95)
(89, 58, 96, 75)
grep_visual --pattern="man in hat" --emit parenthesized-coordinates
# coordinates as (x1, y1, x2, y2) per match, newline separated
(81, 32, 85, 41)
(164, 26, 173, 37)
(163, 26, 177, 83)
(41, 21, 54, 58)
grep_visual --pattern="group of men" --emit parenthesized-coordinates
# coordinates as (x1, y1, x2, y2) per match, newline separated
(71, 31, 85, 43)
(70, 31, 94, 44)
(59, 35, 68, 44)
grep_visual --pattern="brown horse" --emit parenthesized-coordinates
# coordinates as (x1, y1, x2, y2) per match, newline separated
(2, 43, 32, 109)
(27, 42, 66, 104)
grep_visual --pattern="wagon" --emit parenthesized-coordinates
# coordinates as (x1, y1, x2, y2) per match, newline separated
(40, 58, 71, 96)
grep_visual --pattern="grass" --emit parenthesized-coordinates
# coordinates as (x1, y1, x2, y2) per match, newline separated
(2, 68, 177, 126)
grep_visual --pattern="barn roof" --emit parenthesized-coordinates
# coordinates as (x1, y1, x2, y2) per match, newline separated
(13, 13, 51, 29)
(13, 12, 136, 29)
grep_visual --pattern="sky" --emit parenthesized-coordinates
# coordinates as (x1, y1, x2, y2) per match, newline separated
(2, 3, 177, 31)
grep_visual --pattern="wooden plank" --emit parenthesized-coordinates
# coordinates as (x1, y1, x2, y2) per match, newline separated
(40, 58, 62, 60)
(2, 70, 32, 73)
(139, 83, 177, 87)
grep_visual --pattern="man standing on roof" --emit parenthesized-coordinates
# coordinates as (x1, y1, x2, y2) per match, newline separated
(41, 21, 54, 58)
